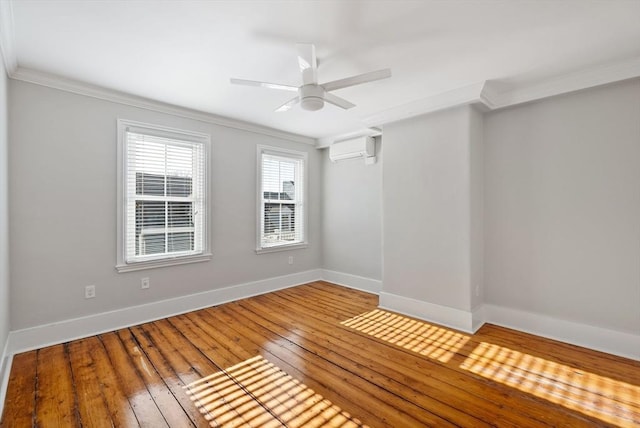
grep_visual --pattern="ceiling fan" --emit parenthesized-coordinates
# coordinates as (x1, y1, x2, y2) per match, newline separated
(230, 44, 391, 112)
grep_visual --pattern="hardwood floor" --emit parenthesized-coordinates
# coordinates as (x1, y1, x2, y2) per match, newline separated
(1, 281, 638, 427)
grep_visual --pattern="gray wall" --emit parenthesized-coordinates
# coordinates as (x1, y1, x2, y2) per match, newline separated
(484, 78, 640, 333)
(321, 140, 382, 280)
(0, 60, 9, 353)
(382, 106, 477, 311)
(9, 80, 322, 330)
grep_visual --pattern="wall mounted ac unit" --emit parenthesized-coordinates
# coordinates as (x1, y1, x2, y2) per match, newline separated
(329, 136, 376, 163)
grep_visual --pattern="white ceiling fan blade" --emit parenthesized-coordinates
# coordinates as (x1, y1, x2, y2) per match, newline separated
(230, 78, 298, 92)
(324, 93, 356, 110)
(275, 97, 300, 112)
(322, 69, 391, 92)
(296, 43, 318, 85)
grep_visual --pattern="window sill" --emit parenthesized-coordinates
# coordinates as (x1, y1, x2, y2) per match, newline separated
(116, 253, 212, 273)
(255, 243, 308, 254)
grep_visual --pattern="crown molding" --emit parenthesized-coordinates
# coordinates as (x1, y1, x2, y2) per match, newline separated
(493, 56, 640, 108)
(0, 0, 17, 75)
(361, 81, 496, 128)
(359, 57, 640, 129)
(10, 67, 317, 145)
(316, 127, 382, 148)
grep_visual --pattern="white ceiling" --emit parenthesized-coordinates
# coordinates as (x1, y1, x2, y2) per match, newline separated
(5, 0, 640, 140)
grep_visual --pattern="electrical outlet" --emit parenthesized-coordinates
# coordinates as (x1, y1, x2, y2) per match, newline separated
(85, 285, 96, 299)
(141, 277, 150, 289)
(288, 256, 294, 265)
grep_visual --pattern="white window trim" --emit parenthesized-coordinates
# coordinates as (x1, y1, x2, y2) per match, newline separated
(116, 119, 212, 272)
(256, 145, 308, 254)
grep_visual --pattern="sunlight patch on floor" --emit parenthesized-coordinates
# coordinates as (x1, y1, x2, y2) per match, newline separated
(340, 309, 470, 363)
(184, 355, 368, 427)
(460, 342, 640, 427)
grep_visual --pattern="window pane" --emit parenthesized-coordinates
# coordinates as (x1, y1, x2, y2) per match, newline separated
(168, 232, 194, 252)
(136, 201, 166, 229)
(138, 233, 166, 256)
(262, 157, 296, 201)
(135, 201, 165, 256)
(136, 172, 165, 196)
(167, 176, 192, 197)
(168, 201, 193, 227)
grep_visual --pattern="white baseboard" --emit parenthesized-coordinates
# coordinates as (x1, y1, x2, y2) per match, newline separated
(375, 295, 639, 360)
(6, 269, 322, 356)
(0, 337, 11, 419)
(484, 304, 640, 361)
(320, 269, 382, 294)
(471, 305, 486, 333)
(378, 292, 479, 333)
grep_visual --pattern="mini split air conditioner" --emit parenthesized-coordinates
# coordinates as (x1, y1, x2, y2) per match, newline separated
(329, 136, 376, 164)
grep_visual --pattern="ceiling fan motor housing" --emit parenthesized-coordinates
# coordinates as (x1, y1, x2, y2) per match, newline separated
(299, 84, 325, 111)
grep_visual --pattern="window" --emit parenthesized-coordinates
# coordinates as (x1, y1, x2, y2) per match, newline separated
(257, 146, 307, 252)
(117, 120, 210, 272)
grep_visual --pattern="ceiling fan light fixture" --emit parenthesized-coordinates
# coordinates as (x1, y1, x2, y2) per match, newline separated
(301, 97, 324, 111)
(299, 84, 325, 111)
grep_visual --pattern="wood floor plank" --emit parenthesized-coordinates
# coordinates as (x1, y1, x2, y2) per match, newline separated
(115, 328, 196, 428)
(0, 351, 37, 427)
(67, 339, 117, 428)
(87, 335, 141, 427)
(129, 323, 221, 427)
(98, 332, 169, 428)
(3, 281, 638, 428)
(34, 345, 79, 427)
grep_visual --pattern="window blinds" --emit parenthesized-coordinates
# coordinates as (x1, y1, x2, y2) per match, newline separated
(125, 130, 206, 262)
(260, 152, 305, 248)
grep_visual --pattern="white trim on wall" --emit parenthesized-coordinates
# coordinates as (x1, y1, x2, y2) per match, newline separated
(375, 293, 639, 360)
(378, 291, 480, 334)
(321, 269, 382, 294)
(6, 269, 322, 356)
(483, 304, 640, 361)
(0, 0, 16, 75)
(494, 56, 640, 108)
(9, 67, 316, 146)
(362, 57, 640, 130)
(0, 339, 11, 418)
